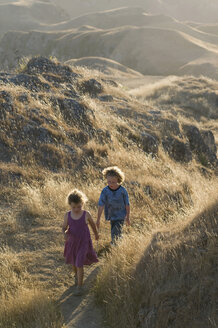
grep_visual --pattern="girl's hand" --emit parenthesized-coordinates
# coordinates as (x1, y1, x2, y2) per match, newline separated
(64, 231, 69, 241)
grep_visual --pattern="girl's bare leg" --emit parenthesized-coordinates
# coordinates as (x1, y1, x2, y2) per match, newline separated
(72, 265, 78, 285)
(77, 267, 84, 286)
(72, 265, 77, 275)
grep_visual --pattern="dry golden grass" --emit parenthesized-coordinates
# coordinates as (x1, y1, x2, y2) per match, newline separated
(94, 180, 218, 328)
(0, 288, 62, 328)
(0, 57, 218, 327)
(0, 247, 63, 328)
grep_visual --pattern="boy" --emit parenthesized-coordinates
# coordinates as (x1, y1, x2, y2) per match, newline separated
(96, 166, 130, 243)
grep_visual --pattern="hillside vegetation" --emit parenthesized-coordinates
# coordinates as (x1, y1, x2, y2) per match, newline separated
(0, 57, 217, 327)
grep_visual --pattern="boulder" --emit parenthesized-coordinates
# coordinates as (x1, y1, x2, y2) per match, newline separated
(0, 90, 13, 115)
(183, 125, 203, 151)
(141, 132, 159, 155)
(10, 74, 50, 92)
(57, 98, 94, 126)
(94, 128, 112, 144)
(162, 119, 181, 137)
(201, 130, 217, 154)
(0, 139, 12, 162)
(80, 79, 103, 97)
(24, 57, 78, 81)
(99, 95, 113, 102)
(183, 125, 217, 165)
(17, 93, 29, 104)
(162, 137, 192, 163)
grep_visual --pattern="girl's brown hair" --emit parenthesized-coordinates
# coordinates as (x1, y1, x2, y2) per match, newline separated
(102, 166, 125, 184)
(67, 189, 88, 205)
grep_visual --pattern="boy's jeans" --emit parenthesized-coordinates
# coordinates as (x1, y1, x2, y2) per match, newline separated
(110, 219, 124, 243)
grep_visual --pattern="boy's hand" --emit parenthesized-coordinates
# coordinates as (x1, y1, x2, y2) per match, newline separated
(96, 220, 100, 230)
(126, 217, 131, 226)
(95, 232, 99, 241)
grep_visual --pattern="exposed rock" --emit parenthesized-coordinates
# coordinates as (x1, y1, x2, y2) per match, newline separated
(34, 126, 54, 143)
(0, 90, 12, 104)
(101, 79, 118, 87)
(35, 144, 63, 171)
(57, 98, 94, 126)
(162, 119, 181, 137)
(63, 88, 78, 98)
(0, 90, 13, 115)
(138, 307, 157, 328)
(162, 137, 192, 163)
(201, 130, 217, 154)
(149, 110, 161, 115)
(144, 185, 152, 197)
(0, 139, 12, 162)
(17, 93, 29, 104)
(67, 131, 89, 146)
(10, 74, 50, 92)
(183, 125, 217, 165)
(94, 129, 112, 144)
(183, 125, 204, 151)
(99, 95, 113, 102)
(24, 57, 78, 81)
(80, 79, 103, 97)
(42, 73, 65, 84)
(141, 132, 159, 155)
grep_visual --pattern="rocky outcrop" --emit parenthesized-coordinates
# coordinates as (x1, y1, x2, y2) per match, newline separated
(183, 125, 217, 166)
(24, 57, 78, 79)
(0, 57, 108, 171)
(141, 132, 159, 155)
(162, 137, 192, 163)
(80, 79, 103, 97)
(0, 56, 217, 172)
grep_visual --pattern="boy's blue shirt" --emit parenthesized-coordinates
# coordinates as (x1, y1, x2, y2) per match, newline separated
(98, 185, 130, 221)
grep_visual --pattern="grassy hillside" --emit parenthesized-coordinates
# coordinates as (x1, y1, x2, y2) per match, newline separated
(95, 190, 218, 328)
(0, 57, 217, 327)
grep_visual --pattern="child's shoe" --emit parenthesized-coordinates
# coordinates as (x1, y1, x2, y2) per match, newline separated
(73, 286, 84, 296)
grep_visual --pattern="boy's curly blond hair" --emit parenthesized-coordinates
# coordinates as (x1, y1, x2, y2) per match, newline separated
(102, 166, 125, 184)
(67, 189, 88, 205)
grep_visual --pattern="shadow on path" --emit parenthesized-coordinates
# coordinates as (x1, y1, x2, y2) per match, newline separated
(59, 265, 105, 328)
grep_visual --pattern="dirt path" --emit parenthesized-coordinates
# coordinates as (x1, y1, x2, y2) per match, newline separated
(59, 264, 108, 328)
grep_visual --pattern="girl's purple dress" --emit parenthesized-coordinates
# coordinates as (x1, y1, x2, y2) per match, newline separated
(64, 210, 98, 267)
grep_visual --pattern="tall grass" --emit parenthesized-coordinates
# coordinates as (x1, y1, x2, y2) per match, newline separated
(94, 179, 218, 328)
(1, 56, 217, 328)
(0, 248, 63, 328)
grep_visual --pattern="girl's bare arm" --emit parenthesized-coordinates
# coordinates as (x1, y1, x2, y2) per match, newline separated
(87, 212, 99, 240)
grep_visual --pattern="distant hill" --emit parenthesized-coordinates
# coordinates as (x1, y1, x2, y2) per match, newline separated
(1, 25, 218, 78)
(65, 56, 143, 78)
(52, 0, 218, 23)
(0, 0, 68, 39)
(197, 24, 218, 36)
(1, 6, 218, 79)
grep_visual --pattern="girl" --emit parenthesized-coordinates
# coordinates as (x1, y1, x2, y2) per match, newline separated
(62, 189, 99, 296)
